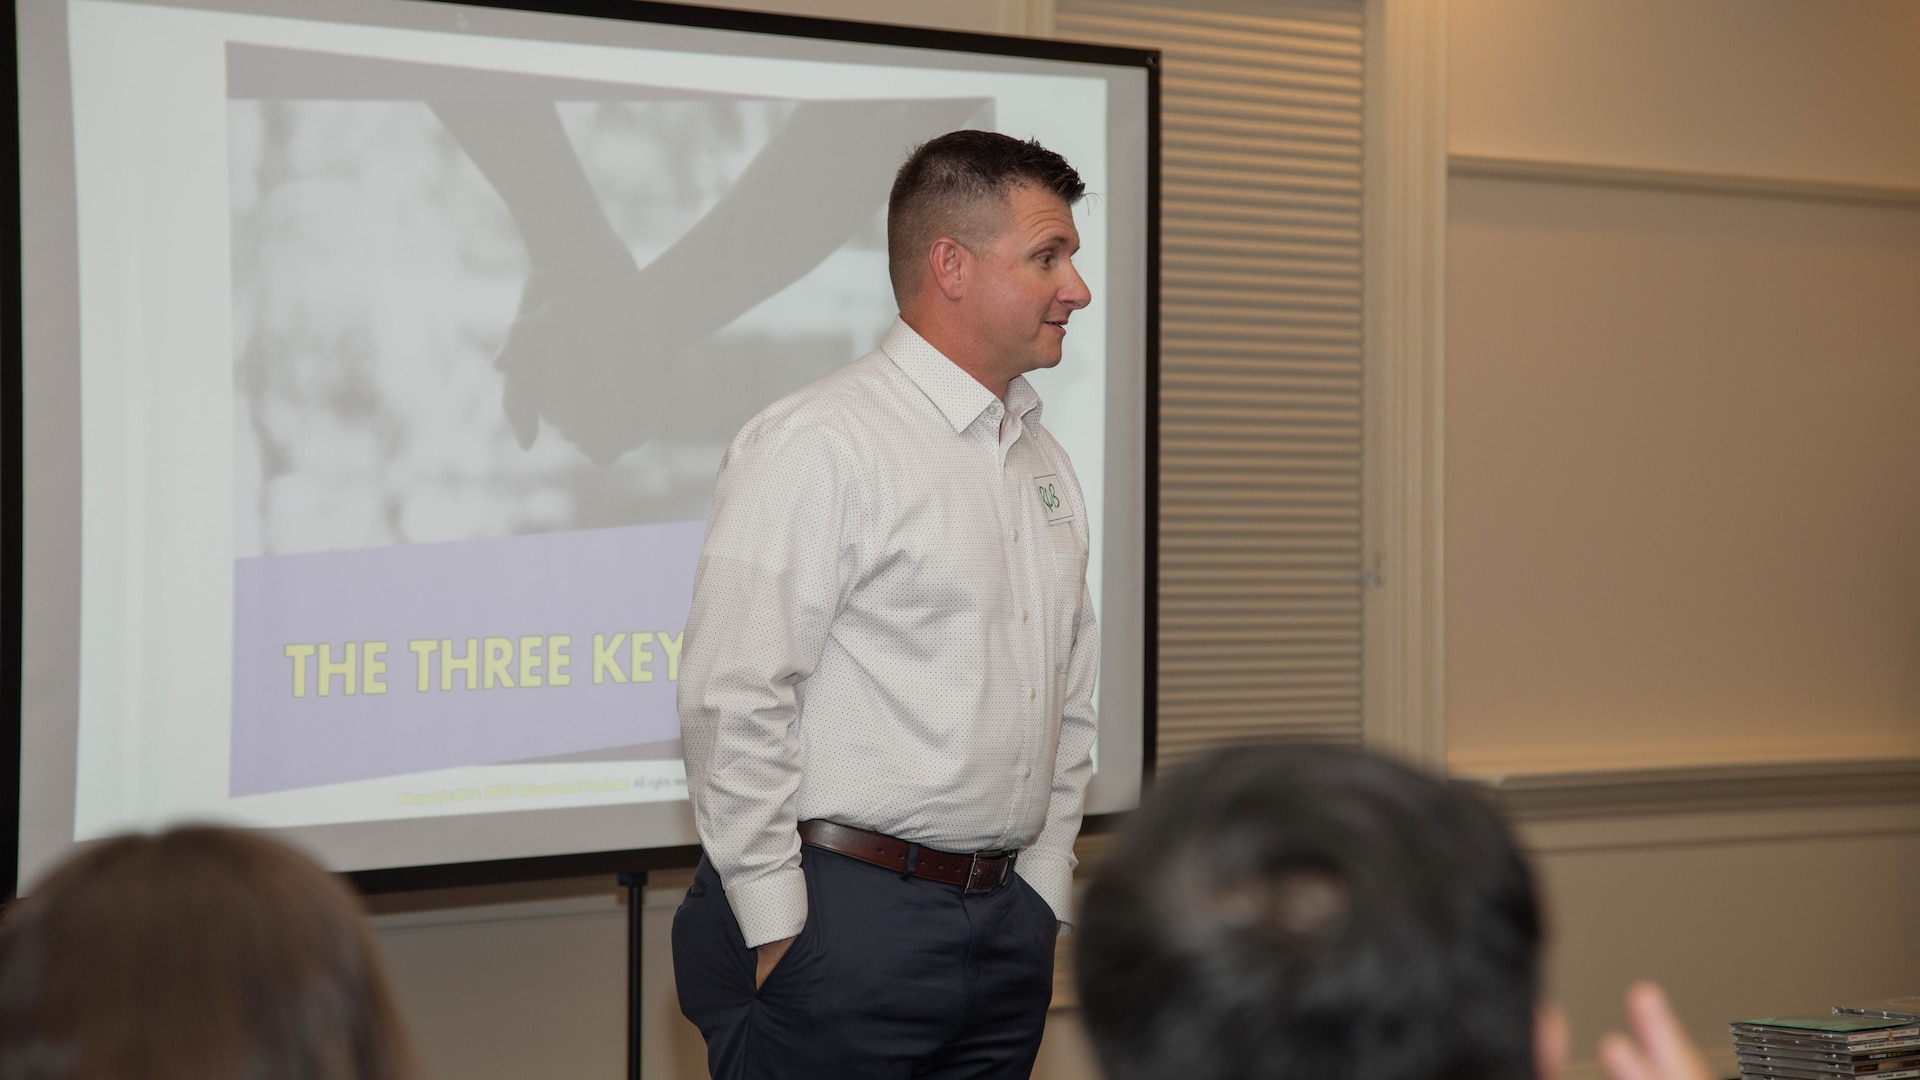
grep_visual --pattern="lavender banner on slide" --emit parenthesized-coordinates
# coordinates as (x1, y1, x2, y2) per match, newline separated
(231, 521, 702, 796)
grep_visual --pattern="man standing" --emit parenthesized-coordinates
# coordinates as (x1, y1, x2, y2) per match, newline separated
(672, 131, 1099, 1079)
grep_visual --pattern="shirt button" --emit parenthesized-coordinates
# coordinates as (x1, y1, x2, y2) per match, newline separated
(1012, 529, 1020, 542)
(1021, 609, 1030, 622)
(1023, 766, 1033, 779)
(1028, 687, 1037, 701)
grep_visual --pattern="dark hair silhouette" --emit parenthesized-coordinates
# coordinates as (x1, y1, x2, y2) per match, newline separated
(1077, 744, 1542, 1080)
(0, 827, 415, 1080)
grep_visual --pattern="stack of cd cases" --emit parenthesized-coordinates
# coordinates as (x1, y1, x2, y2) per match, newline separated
(1730, 1004, 1920, 1080)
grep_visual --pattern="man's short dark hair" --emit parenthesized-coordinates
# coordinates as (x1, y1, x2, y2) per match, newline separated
(1076, 744, 1542, 1080)
(887, 130, 1086, 305)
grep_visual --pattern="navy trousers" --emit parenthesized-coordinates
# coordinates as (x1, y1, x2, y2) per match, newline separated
(671, 846, 1057, 1079)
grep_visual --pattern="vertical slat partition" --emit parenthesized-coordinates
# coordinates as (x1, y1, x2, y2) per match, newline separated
(1057, 0, 1368, 770)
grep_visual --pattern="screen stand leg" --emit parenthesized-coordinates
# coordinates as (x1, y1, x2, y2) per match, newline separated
(619, 871, 649, 1080)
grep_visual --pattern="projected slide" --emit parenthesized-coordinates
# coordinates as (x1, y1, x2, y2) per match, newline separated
(29, 0, 1138, 875)
(227, 46, 989, 798)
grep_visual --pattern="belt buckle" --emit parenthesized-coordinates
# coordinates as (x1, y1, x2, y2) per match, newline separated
(964, 850, 1010, 894)
(965, 852, 987, 893)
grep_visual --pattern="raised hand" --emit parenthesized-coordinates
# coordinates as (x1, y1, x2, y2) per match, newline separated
(1598, 982, 1717, 1080)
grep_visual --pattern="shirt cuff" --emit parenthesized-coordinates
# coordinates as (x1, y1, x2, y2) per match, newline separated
(1015, 848, 1076, 932)
(725, 867, 809, 948)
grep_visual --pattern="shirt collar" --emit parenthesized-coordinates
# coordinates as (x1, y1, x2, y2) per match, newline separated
(880, 318, 1045, 434)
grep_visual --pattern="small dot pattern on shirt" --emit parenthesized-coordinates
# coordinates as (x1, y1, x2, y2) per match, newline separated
(677, 318, 1099, 947)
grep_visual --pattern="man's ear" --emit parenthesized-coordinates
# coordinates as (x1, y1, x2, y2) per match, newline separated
(927, 237, 969, 301)
(1535, 1002, 1570, 1080)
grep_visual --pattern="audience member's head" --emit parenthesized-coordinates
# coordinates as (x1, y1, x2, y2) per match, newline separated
(1077, 744, 1543, 1080)
(0, 826, 415, 1080)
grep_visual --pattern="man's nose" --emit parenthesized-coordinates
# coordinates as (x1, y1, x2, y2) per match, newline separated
(1060, 263, 1092, 310)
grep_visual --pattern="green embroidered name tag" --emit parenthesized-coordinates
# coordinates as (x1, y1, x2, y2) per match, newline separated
(1034, 473, 1073, 524)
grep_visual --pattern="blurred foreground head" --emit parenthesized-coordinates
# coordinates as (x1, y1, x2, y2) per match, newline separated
(1077, 744, 1541, 1080)
(0, 826, 414, 1080)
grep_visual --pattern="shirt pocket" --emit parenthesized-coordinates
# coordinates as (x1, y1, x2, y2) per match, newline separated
(1045, 527, 1089, 671)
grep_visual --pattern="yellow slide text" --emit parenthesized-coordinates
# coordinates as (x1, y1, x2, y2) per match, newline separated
(281, 632, 684, 699)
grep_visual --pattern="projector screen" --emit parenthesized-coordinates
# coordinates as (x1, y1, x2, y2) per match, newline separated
(9, 0, 1155, 890)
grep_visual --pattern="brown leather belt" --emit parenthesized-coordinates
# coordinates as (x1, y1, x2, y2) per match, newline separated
(798, 820, 1016, 893)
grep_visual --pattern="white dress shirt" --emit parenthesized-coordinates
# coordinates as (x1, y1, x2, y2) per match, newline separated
(678, 317, 1099, 949)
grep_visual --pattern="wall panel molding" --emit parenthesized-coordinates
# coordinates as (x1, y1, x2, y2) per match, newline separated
(1516, 801, 1920, 857)
(1360, 0, 1448, 769)
(1450, 152, 1920, 209)
(1455, 758, 1920, 855)
(1460, 756, 1920, 818)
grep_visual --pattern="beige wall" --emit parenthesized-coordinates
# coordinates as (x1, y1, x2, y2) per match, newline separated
(1447, 176, 1920, 772)
(1447, 1, 1920, 1078)
(1449, 0, 1920, 184)
(1517, 798, 1920, 1079)
(1446, 0, 1920, 773)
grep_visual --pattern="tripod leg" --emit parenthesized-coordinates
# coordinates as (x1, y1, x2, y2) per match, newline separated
(619, 871, 649, 1080)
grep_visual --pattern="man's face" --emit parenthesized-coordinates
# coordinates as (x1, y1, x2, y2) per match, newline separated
(964, 184, 1092, 382)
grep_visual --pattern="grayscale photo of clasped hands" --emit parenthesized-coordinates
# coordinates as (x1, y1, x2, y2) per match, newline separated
(231, 48, 998, 555)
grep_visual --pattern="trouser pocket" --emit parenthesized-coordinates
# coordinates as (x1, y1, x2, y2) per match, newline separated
(671, 855, 759, 1021)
